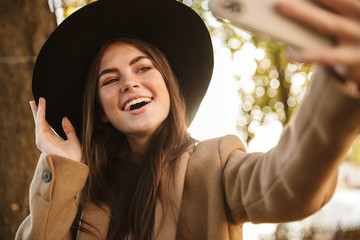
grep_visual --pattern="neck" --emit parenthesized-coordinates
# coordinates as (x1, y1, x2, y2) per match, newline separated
(126, 135, 150, 165)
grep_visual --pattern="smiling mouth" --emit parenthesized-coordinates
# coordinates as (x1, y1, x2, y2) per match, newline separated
(123, 97, 153, 111)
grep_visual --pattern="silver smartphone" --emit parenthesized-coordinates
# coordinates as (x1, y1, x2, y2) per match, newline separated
(209, 0, 332, 50)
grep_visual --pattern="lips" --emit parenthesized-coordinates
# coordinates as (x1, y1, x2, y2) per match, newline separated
(123, 97, 153, 111)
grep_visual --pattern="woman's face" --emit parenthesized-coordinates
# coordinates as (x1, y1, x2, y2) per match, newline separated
(97, 42, 170, 146)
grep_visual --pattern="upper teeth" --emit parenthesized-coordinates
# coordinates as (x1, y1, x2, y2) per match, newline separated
(124, 97, 152, 111)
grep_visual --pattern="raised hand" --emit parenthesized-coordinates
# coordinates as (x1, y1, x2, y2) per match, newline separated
(29, 97, 82, 162)
(277, 0, 360, 84)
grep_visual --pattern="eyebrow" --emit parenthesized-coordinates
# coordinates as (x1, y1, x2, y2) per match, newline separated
(98, 55, 149, 80)
(98, 68, 119, 80)
(130, 55, 148, 65)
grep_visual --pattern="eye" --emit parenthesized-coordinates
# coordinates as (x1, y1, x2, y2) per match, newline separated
(137, 66, 152, 73)
(102, 77, 119, 86)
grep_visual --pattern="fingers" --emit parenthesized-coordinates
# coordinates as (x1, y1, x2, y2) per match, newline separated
(277, 0, 360, 40)
(30, 98, 77, 140)
(278, 0, 360, 84)
(29, 97, 46, 126)
(37, 97, 46, 123)
(314, 0, 360, 20)
(62, 117, 79, 141)
(286, 45, 360, 66)
(29, 101, 38, 121)
(286, 46, 360, 82)
(29, 98, 82, 160)
(62, 117, 82, 162)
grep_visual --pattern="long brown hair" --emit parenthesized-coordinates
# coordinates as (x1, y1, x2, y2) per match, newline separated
(73, 38, 193, 239)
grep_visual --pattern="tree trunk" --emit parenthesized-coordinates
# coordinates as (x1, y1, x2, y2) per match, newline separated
(0, 0, 56, 238)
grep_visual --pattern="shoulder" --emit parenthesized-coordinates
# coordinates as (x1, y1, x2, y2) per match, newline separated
(190, 135, 246, 165)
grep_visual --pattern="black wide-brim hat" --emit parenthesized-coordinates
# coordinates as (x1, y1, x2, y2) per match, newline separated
(33, 0, 214, 140)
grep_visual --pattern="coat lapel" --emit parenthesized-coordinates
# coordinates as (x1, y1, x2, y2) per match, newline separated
(154, 148, 192, 239)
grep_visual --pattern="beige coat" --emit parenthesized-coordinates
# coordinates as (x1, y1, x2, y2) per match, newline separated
(16, 67, 360, 240)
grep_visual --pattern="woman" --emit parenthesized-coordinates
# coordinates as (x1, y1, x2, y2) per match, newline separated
(16, 0, 360, 239)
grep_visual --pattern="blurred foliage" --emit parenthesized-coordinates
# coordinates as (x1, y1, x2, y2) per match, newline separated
(180, 0, 313, 142)
(49, 0, 96, 24)
(259, 223, 360, 240)
(57, 0, 360, 163)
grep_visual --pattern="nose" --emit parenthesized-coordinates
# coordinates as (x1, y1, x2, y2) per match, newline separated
(121, 78, 140, 92)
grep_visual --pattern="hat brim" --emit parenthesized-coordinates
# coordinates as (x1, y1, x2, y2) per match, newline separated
(32, 0, 213, 139)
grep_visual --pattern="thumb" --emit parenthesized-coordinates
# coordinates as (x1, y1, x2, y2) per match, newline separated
(62, 117, 79, 141)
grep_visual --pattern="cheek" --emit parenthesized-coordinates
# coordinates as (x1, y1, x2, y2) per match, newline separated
(155, 79, 170, 107)
(97, 89, 118, 118)
(164, 89, 171, 111)
(97, 92, 107, 111)
(98, 89, 116, 107)
(161, 88, 171, 119)
(96, 92, 109, 122)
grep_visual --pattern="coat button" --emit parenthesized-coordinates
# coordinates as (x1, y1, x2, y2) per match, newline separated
(42, 171, 52, 182)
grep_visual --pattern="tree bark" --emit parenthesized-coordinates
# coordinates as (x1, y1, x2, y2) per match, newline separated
(0, 0, 56, 238)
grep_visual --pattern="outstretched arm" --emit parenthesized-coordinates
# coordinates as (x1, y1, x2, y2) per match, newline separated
(225, 0, 360, 223)
(224, 67, 360, 224)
